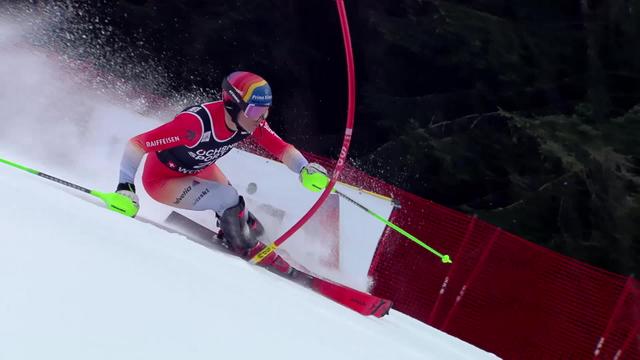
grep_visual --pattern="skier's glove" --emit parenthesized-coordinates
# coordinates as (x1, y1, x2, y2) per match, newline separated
(300, 163, 330, 192)
(116, 182, 140, 213)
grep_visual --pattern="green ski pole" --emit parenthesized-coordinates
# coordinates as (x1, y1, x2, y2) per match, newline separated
(334, 189, 452, 264)
(0, 157, 138, 217)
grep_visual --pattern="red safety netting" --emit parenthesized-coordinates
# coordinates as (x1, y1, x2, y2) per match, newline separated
(285, 153, 640, 360)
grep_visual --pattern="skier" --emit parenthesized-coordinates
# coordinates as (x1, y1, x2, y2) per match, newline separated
(115, 71, 330, 274)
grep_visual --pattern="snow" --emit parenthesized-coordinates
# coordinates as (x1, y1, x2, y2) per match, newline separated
(0, 169, 497, 359)
(0, 11, 499, 360)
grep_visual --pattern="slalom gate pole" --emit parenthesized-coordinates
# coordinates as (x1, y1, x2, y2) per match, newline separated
(334, 189, 452, 264)
(0, 157, 138, 217)
(249, 0, 356, 265)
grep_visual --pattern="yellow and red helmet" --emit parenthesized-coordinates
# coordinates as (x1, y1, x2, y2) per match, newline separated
(222, 71, 272, 121)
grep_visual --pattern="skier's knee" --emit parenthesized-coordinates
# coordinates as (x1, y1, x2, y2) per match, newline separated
(214, 186, 240, 215)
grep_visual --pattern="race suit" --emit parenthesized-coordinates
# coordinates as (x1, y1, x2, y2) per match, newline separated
(118, 101, 308, 214)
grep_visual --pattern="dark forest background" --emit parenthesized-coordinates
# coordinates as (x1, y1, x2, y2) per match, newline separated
(12, 0, 640, 276)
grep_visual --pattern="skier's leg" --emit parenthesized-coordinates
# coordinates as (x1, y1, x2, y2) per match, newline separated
(143, 173, 238, 214)
(141, 157, 240, 215)
(190, 164, 264, 240)
(192, 162, 230, 185)
(141, 159, 291, 273)
(150, 179, 291, 273)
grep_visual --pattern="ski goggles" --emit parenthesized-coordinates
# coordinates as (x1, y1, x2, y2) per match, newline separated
(244, 104, 269, 120)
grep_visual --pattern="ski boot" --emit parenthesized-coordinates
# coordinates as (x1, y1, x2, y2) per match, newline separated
(218, 196, 294, 275)
(216, 196, 262, 249)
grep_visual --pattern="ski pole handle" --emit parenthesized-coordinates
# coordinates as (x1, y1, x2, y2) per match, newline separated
(91, 191, 139, 217)
(0, 157, 138, 217)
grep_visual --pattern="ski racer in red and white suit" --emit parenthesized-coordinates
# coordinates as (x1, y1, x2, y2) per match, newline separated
(115, 71, 329, 274)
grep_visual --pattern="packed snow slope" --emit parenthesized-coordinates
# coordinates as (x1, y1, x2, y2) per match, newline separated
(0, 10, 498, 360)
(0, 168, 498, 360)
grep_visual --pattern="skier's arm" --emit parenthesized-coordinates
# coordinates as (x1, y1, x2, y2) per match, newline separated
(251, 122, 308, 173)
(118, 112, 201, 185)
(252, 122, 329, 192)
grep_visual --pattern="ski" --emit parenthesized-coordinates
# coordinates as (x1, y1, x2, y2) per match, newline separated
(309, 276, 393, 317)
(162, 211, 392, 318)
(0, 158, 392, 317)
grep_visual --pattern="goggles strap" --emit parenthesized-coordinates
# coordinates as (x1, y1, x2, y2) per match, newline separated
(222, 78, 248, 110)
(223, 77, 250, 133)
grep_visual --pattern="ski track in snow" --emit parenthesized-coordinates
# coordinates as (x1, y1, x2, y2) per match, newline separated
(0, 9, 499, 360)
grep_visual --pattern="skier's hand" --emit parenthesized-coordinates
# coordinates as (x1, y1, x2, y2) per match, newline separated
(115, 182, 140, 214)
(300, 163, 330, 192)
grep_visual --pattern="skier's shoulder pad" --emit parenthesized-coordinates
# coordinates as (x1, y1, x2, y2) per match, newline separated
(179, 104, 212, 123)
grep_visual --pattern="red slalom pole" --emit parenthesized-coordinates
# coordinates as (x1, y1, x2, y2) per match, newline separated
(250, 0, 356, 264)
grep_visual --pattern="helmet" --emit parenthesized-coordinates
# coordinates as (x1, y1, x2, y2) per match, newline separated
(222, 71, 272, 126)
